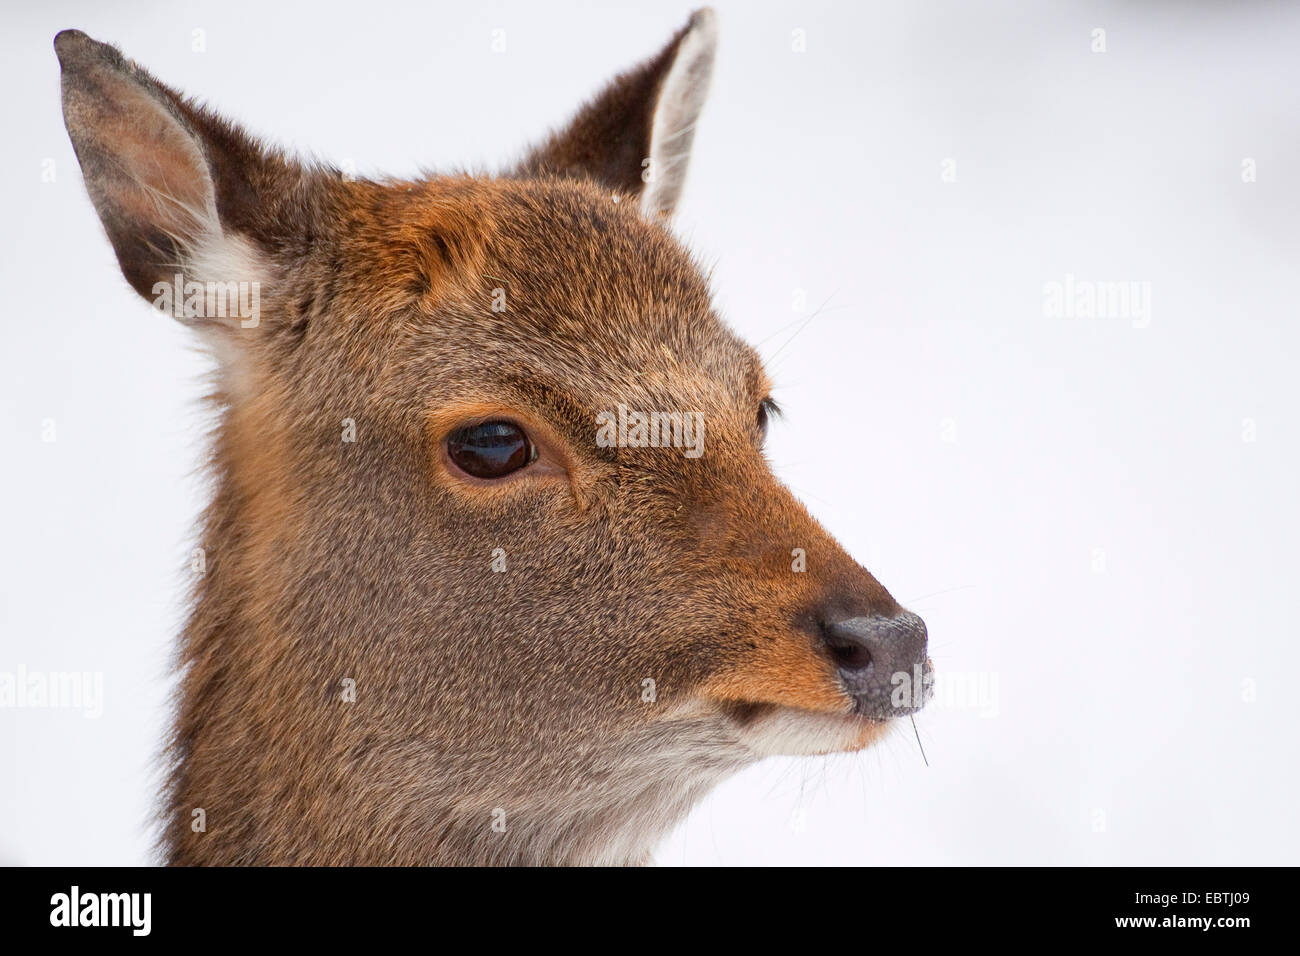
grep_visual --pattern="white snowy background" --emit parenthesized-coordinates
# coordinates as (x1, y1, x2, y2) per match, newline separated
(2, 0, 1297, 864)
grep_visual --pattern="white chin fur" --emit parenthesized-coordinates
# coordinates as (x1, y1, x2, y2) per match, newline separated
(737, 706, 894, 758)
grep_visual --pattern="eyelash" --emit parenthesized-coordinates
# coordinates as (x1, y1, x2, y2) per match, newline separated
(758, 397, 781, 437)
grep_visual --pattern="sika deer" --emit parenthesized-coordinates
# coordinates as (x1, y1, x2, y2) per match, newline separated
(55, 9, 932, 866)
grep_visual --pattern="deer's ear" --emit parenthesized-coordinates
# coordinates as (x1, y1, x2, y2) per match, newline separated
(513, 8, 717, 218)
(55, 29, 286, 310)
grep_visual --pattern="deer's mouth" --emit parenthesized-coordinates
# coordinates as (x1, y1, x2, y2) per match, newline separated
(720, 701, 897, 757)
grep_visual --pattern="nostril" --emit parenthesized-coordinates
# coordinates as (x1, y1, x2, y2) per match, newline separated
(819, 615, 878, 672)
(820, 611, 927, 674)
(828, 641, 873, 671)
(820, 610, 930, 716)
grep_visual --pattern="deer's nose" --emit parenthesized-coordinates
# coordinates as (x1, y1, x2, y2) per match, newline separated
(820, 611, 932, 718)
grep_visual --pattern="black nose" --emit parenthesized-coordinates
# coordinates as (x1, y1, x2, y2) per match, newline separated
(820, 611, 932, 718)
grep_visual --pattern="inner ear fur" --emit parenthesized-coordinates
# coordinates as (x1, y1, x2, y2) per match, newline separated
(55, 29, 307, 304)
(511, 8, 717, 218)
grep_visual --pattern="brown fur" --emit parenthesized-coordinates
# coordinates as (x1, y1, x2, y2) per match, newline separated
(56, 10, 921, 866)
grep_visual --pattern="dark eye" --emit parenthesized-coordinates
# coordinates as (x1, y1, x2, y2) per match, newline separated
(446, 420, 537, 479)
(757, 397, 781, 440)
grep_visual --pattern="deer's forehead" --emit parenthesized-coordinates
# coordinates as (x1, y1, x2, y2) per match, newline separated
(403, 309, 760, 419)
(324, 178, 766, 419)
(373, 179, 760, 401)
(481, 184, 714, 318)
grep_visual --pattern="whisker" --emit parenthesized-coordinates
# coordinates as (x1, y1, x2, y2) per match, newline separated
(764, 291, 839, 367)
(910, 715, 929, 767)
(902, 584, 977, 606)
(753, 314, 814, 350)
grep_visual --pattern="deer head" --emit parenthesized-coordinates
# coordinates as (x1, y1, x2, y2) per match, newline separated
(56, 9, 931, 866)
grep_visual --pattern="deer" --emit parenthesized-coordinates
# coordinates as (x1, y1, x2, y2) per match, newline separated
(55, 8, 932, 866)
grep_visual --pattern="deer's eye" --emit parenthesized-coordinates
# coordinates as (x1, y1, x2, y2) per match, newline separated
(446, 421, 537, 479)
